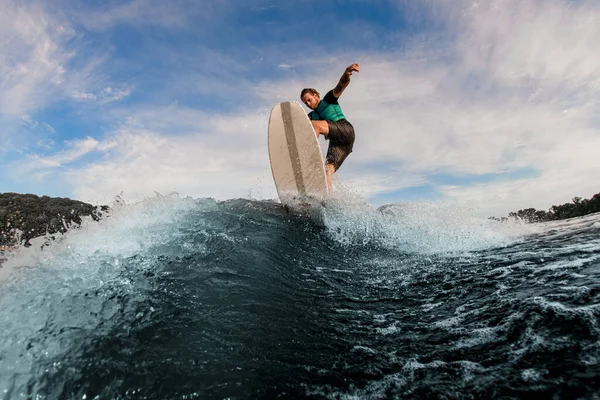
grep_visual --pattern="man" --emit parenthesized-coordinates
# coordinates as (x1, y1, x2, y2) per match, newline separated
(300, 63, 359, 190)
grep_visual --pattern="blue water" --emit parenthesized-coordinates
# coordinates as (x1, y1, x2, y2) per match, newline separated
(1, 194, 599, 399)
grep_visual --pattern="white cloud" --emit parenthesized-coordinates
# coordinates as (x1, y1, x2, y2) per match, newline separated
(20, 115, 38, 129)
(0, 0, 113, 157)
(412, 0, 600, 214)
(97, 140, 118, 152)
(0, 1, 74, 118)
(24, 137, 100, 169)
(441, 170, 600, 218)
(72, 91, 97, 101)
(42, 122, 56, 134)
(36, 138, 56, 150)
(102, 86, 132, 101)
(65, 109, 275, 204)
(4, 137, 101, 194)
(453, 0, 600, 90)
(72, 86, 133, 103)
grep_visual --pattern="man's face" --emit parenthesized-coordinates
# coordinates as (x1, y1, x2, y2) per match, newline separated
(301, 93, 319, 110)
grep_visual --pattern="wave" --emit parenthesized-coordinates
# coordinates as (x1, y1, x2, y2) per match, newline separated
(1, 193, 596, 399)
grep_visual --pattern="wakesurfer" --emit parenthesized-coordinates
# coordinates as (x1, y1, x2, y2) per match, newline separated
(300, 63, 359, 190)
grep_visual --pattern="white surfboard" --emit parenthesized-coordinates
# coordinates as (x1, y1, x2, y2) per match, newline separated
(268, 101, 328, 210)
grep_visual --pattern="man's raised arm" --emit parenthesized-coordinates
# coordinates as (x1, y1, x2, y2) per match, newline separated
(332, 63, 360, 98)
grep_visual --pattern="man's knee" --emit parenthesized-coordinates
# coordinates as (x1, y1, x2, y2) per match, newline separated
(312, 120, 328, 135)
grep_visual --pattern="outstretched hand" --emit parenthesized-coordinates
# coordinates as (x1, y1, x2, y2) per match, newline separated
(334, 63, 360, 97)
(346, 63, 360, 75)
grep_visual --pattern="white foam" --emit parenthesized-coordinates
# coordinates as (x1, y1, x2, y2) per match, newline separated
(456, 361, 485, 382)
(375, 324, 401, 336)
(434, 316, 462, 328)
(351, 345, 378, 354)
(321, 186, 533, 254)
(520, 368, 542, 382)
(453, 326, 502, 349)
(403, 359, 448, 371)
(531, 296, 600, 316)
(323, 371, 408, 400)
(421, 302, 444, 311)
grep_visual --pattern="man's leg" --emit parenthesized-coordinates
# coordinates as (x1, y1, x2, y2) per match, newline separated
(325, 163, 335, 191)
(313, 121, 334, 189)
(311, 121, 329, 138)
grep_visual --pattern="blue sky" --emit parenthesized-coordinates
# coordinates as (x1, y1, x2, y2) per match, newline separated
(1, 0, 600, 216)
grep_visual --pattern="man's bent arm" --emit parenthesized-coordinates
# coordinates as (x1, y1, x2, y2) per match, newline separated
(332, 63, 360, 98)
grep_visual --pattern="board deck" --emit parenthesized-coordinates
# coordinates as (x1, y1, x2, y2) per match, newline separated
(268, 101, 329, 210)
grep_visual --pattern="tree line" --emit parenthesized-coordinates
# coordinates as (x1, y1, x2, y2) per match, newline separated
(501, 192, 600, 223)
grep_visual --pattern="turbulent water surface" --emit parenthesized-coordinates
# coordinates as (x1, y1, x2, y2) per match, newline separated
(0, 195, 599, 399)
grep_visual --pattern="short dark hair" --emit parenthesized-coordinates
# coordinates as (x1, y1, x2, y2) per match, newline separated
(300, 88, 319, 99)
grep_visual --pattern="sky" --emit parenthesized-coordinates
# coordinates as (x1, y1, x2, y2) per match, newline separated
(1, 0, 599, 217)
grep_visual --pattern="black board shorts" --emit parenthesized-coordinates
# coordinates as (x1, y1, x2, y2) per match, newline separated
(325, 119, 355, 171)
